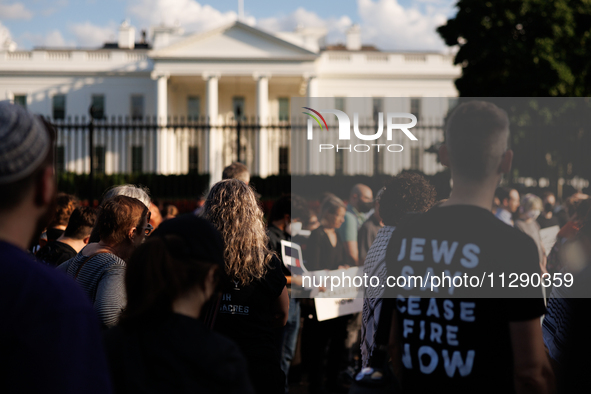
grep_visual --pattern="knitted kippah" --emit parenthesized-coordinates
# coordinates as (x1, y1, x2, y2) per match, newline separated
(0, 102, 49, 184)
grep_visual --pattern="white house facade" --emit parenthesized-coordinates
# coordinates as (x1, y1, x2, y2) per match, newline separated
(0, 21, 460, 181)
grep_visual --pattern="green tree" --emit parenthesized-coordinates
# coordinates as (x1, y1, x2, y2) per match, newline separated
(438, 1, 591, 195)
(438, 0, 591, 97)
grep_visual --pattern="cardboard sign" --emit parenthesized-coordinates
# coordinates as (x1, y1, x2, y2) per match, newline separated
(304, 266, 365, 321)
(540, 225, 560, 256)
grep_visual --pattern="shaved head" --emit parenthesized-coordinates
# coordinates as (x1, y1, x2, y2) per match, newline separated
(351, 184, 372, 200)
(445, 101, 510, 181)
(349, 183, 373, 212)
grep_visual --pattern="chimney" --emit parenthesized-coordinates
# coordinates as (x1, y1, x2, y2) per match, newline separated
(346, 24, 361, 51)
(118, 19, 135, 49)
(152, 24, 183, 49)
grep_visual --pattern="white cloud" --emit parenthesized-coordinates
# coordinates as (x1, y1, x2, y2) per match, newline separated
(118, 0, 451, 51)
(357, 0, 448, 50)
(128, 0, 244, 34)
(41, 0, 69, 17)
(0, 2, 33, 19)
(68, 21, 116, 47)
(20, 29, 74, 48)
(45, 30, 67, 47)
(257, 7, 351, 43)
(256, 1, 451, 51)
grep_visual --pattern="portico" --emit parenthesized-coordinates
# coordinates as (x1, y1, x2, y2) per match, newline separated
(149, 21, 317, 180)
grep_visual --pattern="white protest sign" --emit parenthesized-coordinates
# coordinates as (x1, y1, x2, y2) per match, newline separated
(303, 266, 364, 321)
(540, 225, 560, 256)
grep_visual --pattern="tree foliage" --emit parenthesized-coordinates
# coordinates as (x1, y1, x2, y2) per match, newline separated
(438, 0, 591, 97)
(439, 1, 591, 193)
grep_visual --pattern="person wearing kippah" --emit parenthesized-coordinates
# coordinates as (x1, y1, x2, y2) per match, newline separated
(0, 102, 113, 393)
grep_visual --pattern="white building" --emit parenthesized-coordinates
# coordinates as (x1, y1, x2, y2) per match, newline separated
(0, 21, 460, 181)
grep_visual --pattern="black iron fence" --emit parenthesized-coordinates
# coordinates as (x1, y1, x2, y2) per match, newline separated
(51, 116, 291, 177)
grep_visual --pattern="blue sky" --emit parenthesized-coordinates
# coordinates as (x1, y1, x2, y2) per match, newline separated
(0, 0, 457, 50)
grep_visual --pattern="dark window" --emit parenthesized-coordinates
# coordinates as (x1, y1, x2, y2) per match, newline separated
(131, 95, 144, 120)
(374, 149, 382, 175)
(132, 146, 143, 173)
(335, 150, 344, 175)
(187, 96, 200, 120)
(372, 98, 384, 174)
(93, 146, 105, 174)
(233, 96, 245, 120)
(279, 147, 289, 175)
(278, 97, 289, 121)
(410, 146, 421, 170)
(91, 95, 105, 119)
(188, 146, 199, 173)
(14, 95, 26, 109)
(56, 146, 65, 173)
(53, 95, 66, 120)
(372, 98, 383, 125)
(410, 97, 421, 121)
(334, 97, 345, 112)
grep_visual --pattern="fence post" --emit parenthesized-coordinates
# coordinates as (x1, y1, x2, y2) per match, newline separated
(88, 118, 94, 202)
(88, 105, 98, 203)
(236, 107, 242, 163)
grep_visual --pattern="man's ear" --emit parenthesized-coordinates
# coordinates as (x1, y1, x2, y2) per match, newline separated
(499, 149, 513, 174)
(439, 144, 450, 168)
(128, 227, 137, 241)
(83, 236, 91, 245)
(34, 166, 55, 207)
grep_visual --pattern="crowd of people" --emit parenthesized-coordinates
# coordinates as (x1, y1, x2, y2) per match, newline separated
(1, 98, 590, 394)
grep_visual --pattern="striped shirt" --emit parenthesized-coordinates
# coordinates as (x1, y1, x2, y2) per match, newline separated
(360, 225, 396, 367)
(58, 252, 126, 329)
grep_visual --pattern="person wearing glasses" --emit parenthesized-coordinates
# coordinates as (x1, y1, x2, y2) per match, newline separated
(58, 195, 151, 329)
(104, 215, 254, 394)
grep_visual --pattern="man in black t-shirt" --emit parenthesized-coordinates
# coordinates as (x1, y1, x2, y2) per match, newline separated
(37, 206, 96, 267)
(384, 101, 554, 394)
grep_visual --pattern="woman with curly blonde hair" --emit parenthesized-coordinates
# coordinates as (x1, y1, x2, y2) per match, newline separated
(203, 179, 288, 394)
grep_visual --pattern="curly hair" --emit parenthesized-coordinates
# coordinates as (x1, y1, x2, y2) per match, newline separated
(379, 172, 437, 226)
(49, 193, 79, 228)
(202, 179, 272, 286)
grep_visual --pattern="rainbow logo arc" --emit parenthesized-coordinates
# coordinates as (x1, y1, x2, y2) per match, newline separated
(302, 107, 328, 131)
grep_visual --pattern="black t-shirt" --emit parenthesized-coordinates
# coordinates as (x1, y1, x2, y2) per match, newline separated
(358, 213, 382, 264)
(267, 225, 291, 276)
(104, 313, 254, 394)
(46, 228, 65, 243)
(214, 255, 287, 365)
(536, 214, 560, 229)
(384, 205, 546, 394)
(306, 226, 354, 271)
(36, 240, 77, 267)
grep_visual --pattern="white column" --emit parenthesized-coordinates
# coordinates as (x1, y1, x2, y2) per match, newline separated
(305, 74, 319, 175)
(203, 72, 221, 186)
(152, 72, 169, 174)
(254, 73, 270, 178)
(156, 73, 168, 123)
(306, 74, 319, 99)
